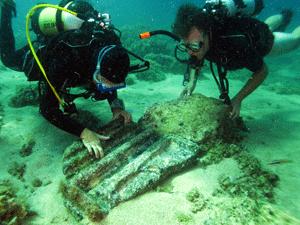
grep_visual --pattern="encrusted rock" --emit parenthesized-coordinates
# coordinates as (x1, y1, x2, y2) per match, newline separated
(139, 94, 230, 143)
(61, 94, 233, 222)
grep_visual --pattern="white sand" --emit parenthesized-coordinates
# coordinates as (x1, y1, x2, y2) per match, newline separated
(0, 51, 300, 224)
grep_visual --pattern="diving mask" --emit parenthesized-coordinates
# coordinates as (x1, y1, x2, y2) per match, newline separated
(177, 40, 204, 53)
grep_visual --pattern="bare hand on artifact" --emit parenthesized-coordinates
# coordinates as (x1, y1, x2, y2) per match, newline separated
(80, 128, 110, 159)
(112, 108, 132, 124)
(230, 98, 242, 119)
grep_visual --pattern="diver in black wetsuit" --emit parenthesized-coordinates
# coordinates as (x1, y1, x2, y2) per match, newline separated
(0, 0, 132, 159)
(172, 3, 300, 119)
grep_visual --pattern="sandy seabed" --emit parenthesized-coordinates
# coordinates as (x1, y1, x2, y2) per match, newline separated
(0, 50, 300, 224)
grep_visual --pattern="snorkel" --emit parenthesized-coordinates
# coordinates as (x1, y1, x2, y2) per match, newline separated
(139, 29, 196, 65)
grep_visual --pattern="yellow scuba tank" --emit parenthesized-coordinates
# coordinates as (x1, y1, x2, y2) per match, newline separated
(31, 0, 96, 37)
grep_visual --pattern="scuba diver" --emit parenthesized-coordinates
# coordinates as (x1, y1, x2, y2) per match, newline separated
(172, 0, 300, 119)
(0, 0, 149, 158)
(141, 0, 300, 119)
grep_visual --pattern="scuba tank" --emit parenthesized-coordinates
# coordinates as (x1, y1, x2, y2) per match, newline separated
(202, 0, 264, 17)
(31, 0, 111, 37)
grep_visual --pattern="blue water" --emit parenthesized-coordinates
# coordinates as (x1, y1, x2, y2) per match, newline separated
(13, 0, 300, 31)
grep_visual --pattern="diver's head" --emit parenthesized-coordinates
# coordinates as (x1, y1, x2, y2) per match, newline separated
(66, 0, 98, 18)
(173, 4, 212, 61)
(93, 45, 130, 93)
(172, 4, 212, 39)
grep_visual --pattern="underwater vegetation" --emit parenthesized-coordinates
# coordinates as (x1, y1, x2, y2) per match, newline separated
(121, 25, 174, 58)
(8, 85, 39, 108)
(0, 180, 30, 225)
(175, 212, 194, 224)
(7, 162, 26, 181)
(121, 25, 186, 82)
(19, 138, 36, 158)
(135, 59, 167, 82)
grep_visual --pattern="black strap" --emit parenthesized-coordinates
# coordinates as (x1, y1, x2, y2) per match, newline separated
(210, 61, 231, 105)
(126, 49, 150, 73)
(182, 57, 203, 86)
(183, 64, 191, 86)
(57, 0, 72, 32)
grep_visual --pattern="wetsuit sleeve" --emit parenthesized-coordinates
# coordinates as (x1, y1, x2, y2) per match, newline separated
(107, 91, 125, 110)
(39, 79, 86, 137)
(244, 50, 264, 73)
(106, 91, 118, 104)
(0, 3, 28, 71)
(39, 55, 86, 137)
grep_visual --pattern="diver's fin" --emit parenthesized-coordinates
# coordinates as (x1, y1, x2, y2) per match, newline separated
(273, 9, 293, 32)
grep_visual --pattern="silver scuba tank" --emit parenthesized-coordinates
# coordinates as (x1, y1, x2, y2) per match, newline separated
(31, 0, 112, 37)
(31, 1, 85, 37)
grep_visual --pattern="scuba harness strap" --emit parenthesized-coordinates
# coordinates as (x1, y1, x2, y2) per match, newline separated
(127, 49, 150, 73)
(209, 61, 231, 105)
(183, 57, 203, 85)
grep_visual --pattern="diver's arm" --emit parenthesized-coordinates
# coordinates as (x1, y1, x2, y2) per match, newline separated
(106, 91, 123, 110)
(233, 63, 268, 102)
(180, 67, 201, 97)
(39, 80, 86, 137)
(0, 0, 26, 71)
(230, 63, 268, 118)
(107, 91, 131, 123)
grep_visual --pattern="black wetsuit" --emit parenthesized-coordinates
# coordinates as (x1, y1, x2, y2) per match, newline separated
(205, 16, 274, 72)
(0, 4, 124, 137)
(38, 30, 123, 137)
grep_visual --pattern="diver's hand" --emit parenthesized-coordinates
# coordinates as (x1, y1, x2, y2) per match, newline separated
(80, 128, 110, 159)
(230, 98, 242, 119)
(112, 108, 132, 124)
(180, 80, 196, 97)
